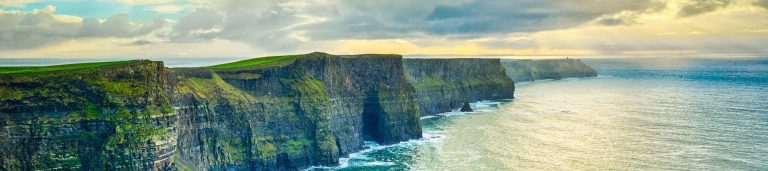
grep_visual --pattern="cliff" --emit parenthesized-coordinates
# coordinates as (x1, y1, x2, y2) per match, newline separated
(0, 53, 424, 170)
(502, 59, 597, 82)
(0, 60, 177, 170)
(0, 54, 597, 170)
(403, 58, 515, 116)
(169, 52, 421, 170)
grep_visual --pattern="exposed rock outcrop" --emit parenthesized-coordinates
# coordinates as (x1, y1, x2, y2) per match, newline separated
(502, 59, 597, 83)
(0, 54, 423, 170)
(0, 61, 177, 170)
(0, 53, 598, 171)
(460, 101, 473, 112)
(169, 52, 421, 170)
(403, 58, 516, 116)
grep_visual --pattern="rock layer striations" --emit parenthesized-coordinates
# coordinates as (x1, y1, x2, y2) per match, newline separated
(0, 61, 177, 170)
(403, 58, 516, 116)
(0, 53, 597, 170)
(169, 52, 421, 170)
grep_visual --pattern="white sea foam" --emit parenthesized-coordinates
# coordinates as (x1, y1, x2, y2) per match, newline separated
(515, 81, 532, 85)
(305, 100, 505, 170)
(419, 115, 439, 120)
(315, 59, 768, 170)
(596, 75, 612, 78)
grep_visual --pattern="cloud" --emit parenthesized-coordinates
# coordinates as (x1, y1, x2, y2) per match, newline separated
(119, 0, 174, 5)
(100, 14, 132, 36)
(0, 6, 78, 49)
(168, 0, 654, 52)
(170, 0, 319, 50)
(2, 0, 768, 58)
(678, 0, 733, 17)
(755, 0, 768, 8)
(425, 0, 651, 32)
(128, 39, 153, 45)
(531, 0, 768, 56)
(79, 13, 166, 37)
(120, 0, 186, 15)
(170, 8, 223, 42)
(593, 11, 642, 26)
(0, 6, 166, 50)
(587, 0, 750, 27)
(302, 0, 652, 40)
(132, 16, 166, 36)
(0, 38, 263, 58)
(0, 0, 39, 7)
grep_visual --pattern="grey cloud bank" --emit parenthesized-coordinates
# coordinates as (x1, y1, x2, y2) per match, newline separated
(1, 0, 767, 57)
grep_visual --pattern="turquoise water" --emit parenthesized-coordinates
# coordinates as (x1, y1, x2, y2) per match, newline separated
(310, 58, 768, 170)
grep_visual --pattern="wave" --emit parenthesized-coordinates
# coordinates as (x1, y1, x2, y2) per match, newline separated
(305, 100, 505, 170)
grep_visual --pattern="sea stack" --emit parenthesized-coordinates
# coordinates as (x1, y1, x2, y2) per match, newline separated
(460, 101, 474, 112)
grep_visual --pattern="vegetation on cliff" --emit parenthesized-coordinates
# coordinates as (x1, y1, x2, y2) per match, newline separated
(176, 72, 258, 101)
(168, 53, 421, 170)
(502, 59, 597, 82)
(0, 61, 134, 74)
(0, 53, 598, 170)
(403, 58, 516, 116)
(0, 60, 176, 170)
(0, 60, 172, 115)
(208, 54, 301, 69)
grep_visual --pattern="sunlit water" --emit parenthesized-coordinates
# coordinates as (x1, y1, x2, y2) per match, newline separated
(5, 58, 765, 170)
(309, 58, 768, 171)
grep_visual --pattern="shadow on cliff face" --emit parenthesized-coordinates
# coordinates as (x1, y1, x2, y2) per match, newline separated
(362, 91, 384, 142)
(0, 54, 600, 170)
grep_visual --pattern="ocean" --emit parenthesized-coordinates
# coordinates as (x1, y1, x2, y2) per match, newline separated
(309, 58, 768, 170)
(3, 57, 766, 170)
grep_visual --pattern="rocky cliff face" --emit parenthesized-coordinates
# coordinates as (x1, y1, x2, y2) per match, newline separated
(0, 54, 422, 171)
(502, 59, 597, 82)
(0, 54, 598, 171)
(169, 52, 421, 170)
(0, 60, 177, 170)
(403, 58, 516, 116)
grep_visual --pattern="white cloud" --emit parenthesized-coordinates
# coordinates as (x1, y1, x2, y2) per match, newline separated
(0, 5, 167, 50)
(0, 38, 263, 58)
(528, 0, 768, 56)
(0, 0, 39, 7)
(2, 0, 768, 58)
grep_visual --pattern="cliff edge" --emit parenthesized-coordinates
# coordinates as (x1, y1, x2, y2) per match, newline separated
(403, 58, 515, 116)
(0, 60, 177, 170)
(0, 54, 598, 170)
(502, 59, 597, 83)
(169, 52, 421, 170)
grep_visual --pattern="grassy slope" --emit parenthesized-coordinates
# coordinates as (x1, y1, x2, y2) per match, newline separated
(0, 61, 134, 74)
(207, 55, 301, 69)
(0, 53, 306, 74)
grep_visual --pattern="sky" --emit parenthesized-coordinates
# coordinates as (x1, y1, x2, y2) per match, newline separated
(0, 0, 767, 59)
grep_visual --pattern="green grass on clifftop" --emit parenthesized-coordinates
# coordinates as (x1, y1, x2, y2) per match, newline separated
(0, 60, 134, 74)
(208, 55, 301, 69)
